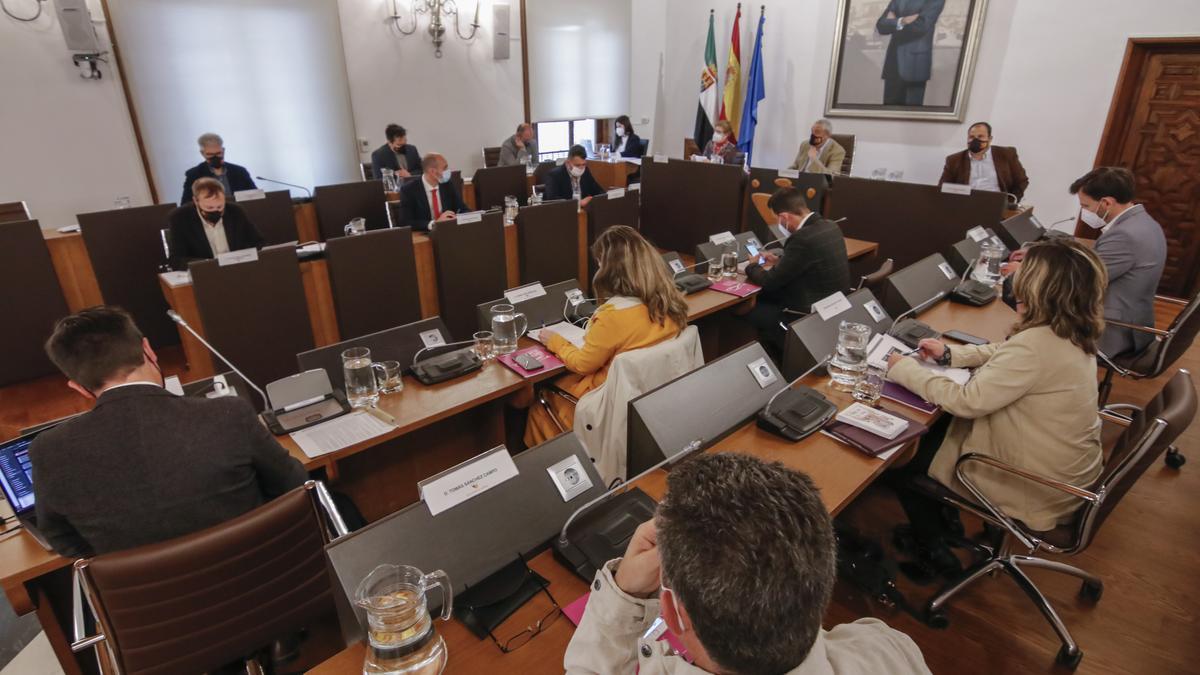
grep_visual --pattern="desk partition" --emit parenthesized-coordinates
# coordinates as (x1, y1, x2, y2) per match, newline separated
(0, 201, 30, 224)
(781, 289, 893, 380)
(515, 201, 579, 287)
(430, 212, 508, 340)
(827, 177, 1007, 269)
(77, 203, 179, 347)
(234, 190, 299, 246)
(298, 317, 452, 391)
(190, 245, 314, 387)
(324, 228, 422, 340)
(0, 220, 70, 385)
(313, 180, 389, 240)
(744, 168, 829, 242)
(639, 159, 745, 253)
(476, 279, 586, 332)
(471, 164, 528, 210)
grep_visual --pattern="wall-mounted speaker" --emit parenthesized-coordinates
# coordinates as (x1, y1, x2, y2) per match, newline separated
(55, 0, 102, 52)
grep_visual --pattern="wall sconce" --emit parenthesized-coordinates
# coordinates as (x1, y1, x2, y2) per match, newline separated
(388, 0, 481, 58)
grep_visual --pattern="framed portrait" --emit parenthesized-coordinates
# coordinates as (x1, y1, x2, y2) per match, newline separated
(824, 0, 989, 121)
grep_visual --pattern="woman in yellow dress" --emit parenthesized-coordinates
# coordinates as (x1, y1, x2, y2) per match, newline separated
(524, 225, 688, 446)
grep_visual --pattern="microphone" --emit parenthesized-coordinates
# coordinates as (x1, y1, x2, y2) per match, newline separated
(959, 254, 982, 285)
(887, 290, 948, 336)
(166, 310, 270, 412)
(255, 176, 312, 198)
(411, 338, 476, 367)
(761, 354, 833, 419)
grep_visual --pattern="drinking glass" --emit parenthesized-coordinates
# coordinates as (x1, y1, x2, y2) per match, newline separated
(489, 305, 527, 355)
(378, 360, 404, 394)
(504, 196, 519, 224)
(721, 249, 739, 278)
(531, 185, 544, 205)
(344, 217, 366, 237)
(342, 346, 385, 408)
(707, 259, 723, 282)
(978, 241, 1005, 285)
(828, 321, 871, 392)
(473, 331, 494, 362)
(852, 365, 886, 406)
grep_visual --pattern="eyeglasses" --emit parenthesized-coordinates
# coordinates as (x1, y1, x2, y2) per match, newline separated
(487, 582, 563, 653)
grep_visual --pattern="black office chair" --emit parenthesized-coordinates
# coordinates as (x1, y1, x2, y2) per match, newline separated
(909, 369, 1195, 670)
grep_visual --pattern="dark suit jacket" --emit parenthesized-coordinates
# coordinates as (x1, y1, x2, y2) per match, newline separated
(745, 215, 850, 313)
(167, 202, 266, 270)
(181, 161, 256, 205)
(618, 133, 645, 158)
(876, 0, 945, 83)
(938, 146, 1030, 201)
(370, 143, 422, 176)
(30, 385, 307, 557)
(399, 176, 468, 232)
(544, 165, 604, 201)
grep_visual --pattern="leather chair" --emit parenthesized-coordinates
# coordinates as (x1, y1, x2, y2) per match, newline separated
(482, 146, 502, 168)
(0, 200, 31, 224)
(359, 162, 373, 181)
(638, 138, 650, 157)
(71, 481, 349, 675)
(532, 160, 556, 187)
(910, 369, 1196, 670)
(855, 258, 894, 293)
(831, 133, 855, 175)
(683, 137, 701, 159)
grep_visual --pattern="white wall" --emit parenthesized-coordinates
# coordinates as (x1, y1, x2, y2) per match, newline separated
(0, 0, 149, 228)
(629, 0, 668, 151)
(649, 0, 1200, 222)
(336, 0, 526, 175)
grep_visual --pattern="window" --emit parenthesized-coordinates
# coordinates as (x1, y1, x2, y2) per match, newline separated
(535, 118, 597, 161)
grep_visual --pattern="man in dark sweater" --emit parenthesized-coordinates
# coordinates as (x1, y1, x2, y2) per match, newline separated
(181, 132, 257, 205)
(743, 187, 850, 354)
(30, 307, 307, 558)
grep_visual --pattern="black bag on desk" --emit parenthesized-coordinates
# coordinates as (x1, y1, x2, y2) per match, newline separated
(456, 557, 550, 640)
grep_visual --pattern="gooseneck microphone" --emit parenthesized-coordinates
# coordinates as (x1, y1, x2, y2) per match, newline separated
(761, 354, 833, 419)
(255, 176, 312, 198)
(166, 310, 271, 412)
(886, 290, 948, 336)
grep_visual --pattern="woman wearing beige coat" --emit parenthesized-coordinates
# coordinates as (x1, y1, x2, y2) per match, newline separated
(885, 237, 1107, 583)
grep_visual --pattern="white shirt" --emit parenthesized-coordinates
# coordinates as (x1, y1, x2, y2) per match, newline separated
(99, 380, 162, 395)
(1101, 203, 1143, 233)
(199, 210, 231, 256)
(968, 149, 1001, 192)
(617, 135, 628, 153)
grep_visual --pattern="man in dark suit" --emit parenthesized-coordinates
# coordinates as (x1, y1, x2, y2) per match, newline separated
(938, 122, 1030, 202)
(181, 132, 257, 205)
(370, 123, 422, 179)
(168, 177, 265, 270)
(399, 152, 468, 232)
(743, 187, 850, 353)
(544, 145, 604, 206)
(30, 306, 308, 558)
(875, 0, 945, 106)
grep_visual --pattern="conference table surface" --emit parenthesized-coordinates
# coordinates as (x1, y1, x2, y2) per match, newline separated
(308, 298, 1018, 674)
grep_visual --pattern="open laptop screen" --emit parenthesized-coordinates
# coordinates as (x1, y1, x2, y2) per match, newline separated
(0, 434, 37, 514)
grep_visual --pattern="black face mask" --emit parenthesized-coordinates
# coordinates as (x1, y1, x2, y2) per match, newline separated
(967, 139, 986, 154)
(201, 209, 223, 224)
(810, 134, 820, 146)
(206, 155, 225, 169)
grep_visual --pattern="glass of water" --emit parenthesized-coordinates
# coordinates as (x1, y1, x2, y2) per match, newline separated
(489, 305, 527, 355)
(473, 331, 494, 362)
(828, 321, 871, 393)
(378, 360, 404, 394)
(344, 217, 366, 237)
(852, 365, 886, 406)
(707, 259, 724, 282)
(503, 195, 519, 224)
(342, 346, 384, 408)
(531, 185, 544, 205)
(978, 241, 1005, 285)
(721, 248, 739, 278)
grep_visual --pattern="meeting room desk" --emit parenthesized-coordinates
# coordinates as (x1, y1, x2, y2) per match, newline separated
(586, 158, 639, 190)
(461, 174, 538, 212)
(308, 298, 1018, 675)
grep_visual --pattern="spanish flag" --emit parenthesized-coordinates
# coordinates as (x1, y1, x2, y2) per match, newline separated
(719, 4, 743, 139)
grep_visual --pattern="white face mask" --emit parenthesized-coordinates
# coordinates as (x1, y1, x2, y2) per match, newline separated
(615, 125, 625, 137)
(712, 132, 726, 143)
(1079, 203, 1109, 229)
(568, 164, 585, 178)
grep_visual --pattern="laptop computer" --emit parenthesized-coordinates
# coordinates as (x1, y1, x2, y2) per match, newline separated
(0, 425, 62, 551)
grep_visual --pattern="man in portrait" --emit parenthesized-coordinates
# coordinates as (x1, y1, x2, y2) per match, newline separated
(875, 0, 946, 106)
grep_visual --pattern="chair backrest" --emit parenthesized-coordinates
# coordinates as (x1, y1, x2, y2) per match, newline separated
(831, 133, 855, 174)
(234, 190, 299, 246)
(359, 162, 373, 181)
(0, 220, 70, 386)
(573, 325, 703, 483)
(482, 146, 502, 168)
(638, 138, 650, 157)
(0, 201, 31, 224)
(857, 258, 895, 293)
(77, 483, 335, 675)
(683, 137, 700, 158)
(532, 160, 556, 186)
(1142, 291, 1200, 377)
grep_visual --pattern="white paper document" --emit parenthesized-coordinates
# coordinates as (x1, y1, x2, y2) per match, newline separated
(290, 411, 395, 459)
(529, 322, 586, 348)
(867, 333, 971, 385)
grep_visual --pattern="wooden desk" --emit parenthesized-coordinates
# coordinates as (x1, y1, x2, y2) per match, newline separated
(587, 159, 638, 190)
(845, 237, 879, 261)
(462, 174, 537, 212)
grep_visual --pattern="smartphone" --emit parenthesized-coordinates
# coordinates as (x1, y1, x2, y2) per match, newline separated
(943, 329, 989, 346)
(515, 352, 544, 371)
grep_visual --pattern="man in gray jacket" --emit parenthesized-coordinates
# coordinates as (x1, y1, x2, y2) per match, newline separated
(564, 453, 930, 675)
(499, 123, 538, 166)
(1070, 167, 1167, 356)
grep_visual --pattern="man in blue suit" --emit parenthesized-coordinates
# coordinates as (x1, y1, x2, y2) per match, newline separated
(875, 0, 945, 106)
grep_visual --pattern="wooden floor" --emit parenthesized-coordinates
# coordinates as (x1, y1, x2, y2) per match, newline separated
(2, 303, 1197, 675)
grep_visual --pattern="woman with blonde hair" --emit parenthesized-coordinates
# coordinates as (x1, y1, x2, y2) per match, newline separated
(884, 237, 1107, 583)
(524, 225, 688, 446)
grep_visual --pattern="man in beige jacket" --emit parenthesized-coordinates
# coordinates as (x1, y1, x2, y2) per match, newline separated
(563, 452, 931, 675)
(788, 119, 847, 175)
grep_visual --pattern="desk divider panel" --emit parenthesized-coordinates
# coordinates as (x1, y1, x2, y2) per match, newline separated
(515, 200, 579, 287)
(297, 317, 452, 391)
(77, 203, 179, 347)
(781, 289, 893, 380)
(744, 167, 829, 242)
(190, 246, 314, 388)
(313, 180, 389, 240)
(0, 201, 31, 224)
(827, 176, 1007, 270)
(324, 228, 422, 340)
(430, 212, 508, 340)
(324, 433, 606, 643)
(476, 279, 585, 332)
(471, 164, 528, 210)
(585, 188, 641, 280)
(233, 190, 299, 246)
(0, 220, 70, 385)
(639, 159, 745, 253)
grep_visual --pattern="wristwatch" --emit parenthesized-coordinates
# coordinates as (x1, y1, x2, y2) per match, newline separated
(936, 346, 952, 367)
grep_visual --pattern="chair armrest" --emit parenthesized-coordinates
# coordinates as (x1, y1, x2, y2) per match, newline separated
(535, 385, 578, 434)
(1099, 410, 1133, 427)
(1155, 294, 1189, 307)
(1102, 317, 1171, 337)
(70, 565, 106, 652)
(312, 480, 350, 539)
(544, 384, 579, 405)
(781, 308, 808, 317)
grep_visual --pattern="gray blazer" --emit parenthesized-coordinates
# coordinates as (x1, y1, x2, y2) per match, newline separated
(1094, 204, 1167, 356)
(499, 135, 538, 166)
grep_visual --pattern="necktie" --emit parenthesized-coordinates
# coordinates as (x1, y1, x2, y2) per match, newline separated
(431, 186, 441, 218)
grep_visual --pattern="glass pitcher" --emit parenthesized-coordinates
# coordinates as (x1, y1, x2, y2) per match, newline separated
(490, 304, 528, 355)
(342, 346, 386, 409)
(828, 321, 871, 392)
(355, 564, 452, 675)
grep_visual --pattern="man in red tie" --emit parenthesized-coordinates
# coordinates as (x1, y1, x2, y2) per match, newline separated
(399, 152, 468, 232)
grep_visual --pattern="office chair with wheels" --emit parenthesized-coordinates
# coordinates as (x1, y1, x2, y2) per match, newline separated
(71, 481, 349, 675)
(855, 258, 894, 293)
(909, 369, 1195, 670)
(482, 146, 502, 168)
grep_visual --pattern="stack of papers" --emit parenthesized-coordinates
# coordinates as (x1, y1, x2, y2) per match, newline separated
(290, 411, 395, 459)
(866, 333, 971, 385)
(836, 403, 908, 440)
(528, 322, 586, 348)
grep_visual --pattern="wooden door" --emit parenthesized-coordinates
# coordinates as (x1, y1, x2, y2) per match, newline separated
(1090, 39, 1200, 297)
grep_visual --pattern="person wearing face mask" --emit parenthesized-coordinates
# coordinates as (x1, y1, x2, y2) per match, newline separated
(166, 177, 265, 270)
(700, 120, 741, 164)
(370, 124, 421, 178)
(398, 152, 467, 232)
(938, 122, 1029, 202)
(544, 145, 605, 205)
(1069, 166, 1167, 356)
(741, 187, 850, 355)
(564, 452, 931, 675)
(613, 115, 645, 158)
(788, 119, 846, 175)
(180, 132, 257, 205)
(499, 122, 540, 166)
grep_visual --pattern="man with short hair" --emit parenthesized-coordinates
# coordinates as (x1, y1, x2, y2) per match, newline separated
(565, 452, 930, 674)
(499, 123, 539, 167)
(398, 152, 468, 232)
(167, 177, 265, 269)
(30, 307, 308, 558)
(181, 132, 257, 205)
(742, 187, 850, 353)
(788, 119, 846, 175)
(544, 145, 604, 206)
(1070, 166, 1167, 356)
(938, 122, 1030, 202)
(370, 124, 421, 178)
